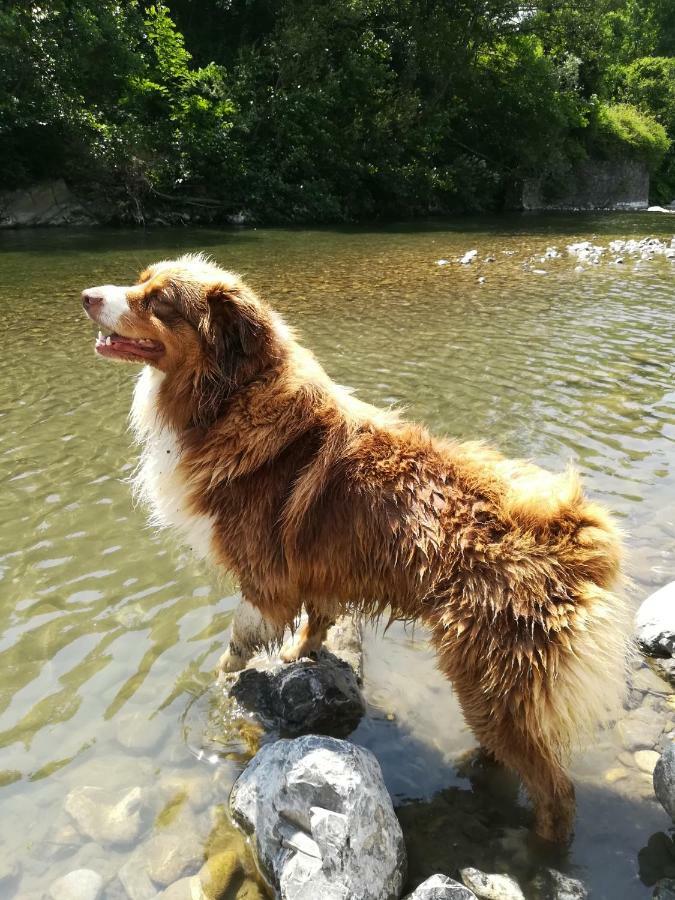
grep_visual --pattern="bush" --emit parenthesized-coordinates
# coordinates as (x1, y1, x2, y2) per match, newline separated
(590, 101, 670, 170)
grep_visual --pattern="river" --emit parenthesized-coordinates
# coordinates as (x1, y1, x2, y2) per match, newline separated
(1, 215, 674, 898)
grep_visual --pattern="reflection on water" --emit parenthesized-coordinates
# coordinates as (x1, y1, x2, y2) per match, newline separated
(1, 215, 674, 898)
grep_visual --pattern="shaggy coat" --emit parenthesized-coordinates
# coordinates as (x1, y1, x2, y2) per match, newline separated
(82, 254, 627, 844)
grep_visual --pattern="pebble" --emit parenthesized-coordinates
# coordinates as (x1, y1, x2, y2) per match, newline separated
(48, 869, 103, 900)
(143, 830, 204, 886)
(654, 879, 675, 899)
(618, 706, 664, 751)
(604, 766, 629, 783)
(117, 855, 157, 900)
(65, 785, 145, 847)
(460, 867, 525, 900)
(635, 750, 660, 774)
(459, 250, 478, 264)
(116, 711, 169, 754)
(404, 874, 477, 898)
(197, 850, 242, 898)
(530, 867, 588, 899)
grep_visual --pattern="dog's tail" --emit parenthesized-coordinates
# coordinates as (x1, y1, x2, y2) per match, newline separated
(530, 492, 630, 756)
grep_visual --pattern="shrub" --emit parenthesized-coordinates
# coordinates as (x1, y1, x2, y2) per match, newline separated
(590, 101, 670, 170)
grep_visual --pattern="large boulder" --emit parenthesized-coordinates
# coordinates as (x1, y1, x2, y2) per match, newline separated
(404, 874, 477, 899)
(0, 180, 95, 227)
(636, 583, 675, 658)
(229, 655, 365, 737)
(230, 735, 406, 900)
(654, 742, 675, 821)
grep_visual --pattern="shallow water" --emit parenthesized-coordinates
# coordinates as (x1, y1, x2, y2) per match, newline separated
(1, 215, 674, 899)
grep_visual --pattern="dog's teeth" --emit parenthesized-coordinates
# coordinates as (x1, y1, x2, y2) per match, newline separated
(105, 336, 111, 346)
(97, 330, 103, 341)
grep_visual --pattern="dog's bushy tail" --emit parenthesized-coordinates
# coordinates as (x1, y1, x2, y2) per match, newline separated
(533, 496, 630, 756)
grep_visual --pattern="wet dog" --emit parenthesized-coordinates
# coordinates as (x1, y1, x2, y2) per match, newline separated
(82, 253, 627, 842)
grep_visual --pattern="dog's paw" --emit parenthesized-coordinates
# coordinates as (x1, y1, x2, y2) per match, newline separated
(217, 647, 247, 675)
(280, 637, 320, 664)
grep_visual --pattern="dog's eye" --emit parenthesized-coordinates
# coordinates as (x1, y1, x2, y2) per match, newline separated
(150, 294, 179, 322)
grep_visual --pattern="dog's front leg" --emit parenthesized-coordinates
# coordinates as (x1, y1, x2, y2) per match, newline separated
(217, 598, 283, 674)
(280, 607, 335, 663)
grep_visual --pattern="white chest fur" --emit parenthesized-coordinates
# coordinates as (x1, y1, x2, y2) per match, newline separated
(130, 367, 216, 560)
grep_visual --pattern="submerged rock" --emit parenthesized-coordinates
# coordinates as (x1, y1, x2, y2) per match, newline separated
(460, 868, 525, 900)
(405, 874, 477, 898)
(618, 705, 665, 751)
(654, 878, 675, 899)
(530, 867, 588, 899)
(48, 868, 103, 900)
(636, 583, 675, 658)
(654, 742, 675, 820)
(230, 734, 406, 900)
(65, 785, 145, 847)
(229, 654, 365, 737)
(142, 830, 204, 886)
(116, 710, 169, 754)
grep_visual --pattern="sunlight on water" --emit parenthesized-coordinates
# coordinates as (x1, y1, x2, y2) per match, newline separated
(1, 215, 674, 898)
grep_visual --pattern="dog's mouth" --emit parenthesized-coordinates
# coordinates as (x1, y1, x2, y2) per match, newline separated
(94, 329, 165, 361)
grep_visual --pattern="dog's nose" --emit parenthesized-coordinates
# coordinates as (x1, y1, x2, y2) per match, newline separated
(82, 288, 104, 311)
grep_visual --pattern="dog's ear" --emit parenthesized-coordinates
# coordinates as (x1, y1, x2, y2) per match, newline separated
(200, 283, 264, 363)
(191, 284, 267, 427)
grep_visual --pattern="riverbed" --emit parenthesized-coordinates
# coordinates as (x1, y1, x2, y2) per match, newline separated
(1, 215, 674, 898)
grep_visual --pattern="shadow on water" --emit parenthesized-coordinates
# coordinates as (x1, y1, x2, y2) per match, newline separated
(353, 706, 675, 899)
(2, 210, 675, 256)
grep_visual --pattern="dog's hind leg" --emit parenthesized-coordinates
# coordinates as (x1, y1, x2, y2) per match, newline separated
(447, 670, 576, 843)
(217, 598, 284, 674)
(280, 606, 335, 663)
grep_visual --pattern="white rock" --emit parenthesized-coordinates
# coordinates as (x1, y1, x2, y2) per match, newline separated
(459, 250, 478, 264)
(404, 874, 477, 898)
(230, 735, 406, 900)
(436, 259, 450, 266)
(654, 742, 675, 820)
(635, 749, 660, 773)
(49, 869, 103, 900)
(636, 582, 675, 657)
(65, 785, 145, 846)
(460, 868, 525, 900)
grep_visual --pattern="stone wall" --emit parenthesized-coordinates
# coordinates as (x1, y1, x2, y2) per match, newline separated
(522, 159, 649, 211)
(0, 180, 95, 227)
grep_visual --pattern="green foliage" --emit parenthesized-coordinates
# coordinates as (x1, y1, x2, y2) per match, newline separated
(1, 0, 674, 219)
(590, 102, 670, 170)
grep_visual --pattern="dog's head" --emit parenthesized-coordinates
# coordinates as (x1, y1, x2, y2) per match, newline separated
(82, 253, 287, 425)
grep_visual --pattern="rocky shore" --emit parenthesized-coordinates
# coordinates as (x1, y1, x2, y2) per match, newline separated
(17, 581, 673, 899)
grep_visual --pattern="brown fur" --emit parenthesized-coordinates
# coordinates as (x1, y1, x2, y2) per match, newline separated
(84, 254, 628, 843)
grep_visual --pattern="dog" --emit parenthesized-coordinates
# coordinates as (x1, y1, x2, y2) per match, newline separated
(82, 253, 627, 843)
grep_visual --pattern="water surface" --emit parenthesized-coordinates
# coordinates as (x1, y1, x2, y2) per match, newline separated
(1, 215, 674, 898)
